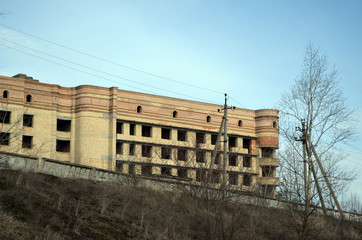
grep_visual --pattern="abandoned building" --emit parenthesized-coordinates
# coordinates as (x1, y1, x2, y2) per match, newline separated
(0, 74, 279, 197)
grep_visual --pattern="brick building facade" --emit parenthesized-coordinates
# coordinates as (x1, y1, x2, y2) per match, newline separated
(0, 74, 279, 197)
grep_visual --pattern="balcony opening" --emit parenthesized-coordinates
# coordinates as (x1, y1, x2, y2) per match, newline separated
(161, 147, 171, 159)
(57, 119, 71, 132)
(142, 165, 152, 176)
(178, 168, 187, 178)
(56, 139, 70, 152)
(196, 132, 205, 144)
(262, 166, 275, 177)
(161, 128, 171, 139)
(177, 149, 187, 161)
(116, 141, 123, 154)
(142, 125, 152, 137)
(243, 175, 252, 186)
(229, 154, 237, 166)
(211, 134, 217, 145)
(0, 110, 11, 124)
(142, 145, 152, 158)
(243, 156, 251, 168)
(116, 120, 123, 134)
(196, 151, 205, 163)
(243, 138, 250, 150)
(26, 94, 32, 103)
(115, 160, 122, 172)
(229, 173, 238, 185)
(22, 135, 32, 148)
(177, 130, 187, 141)
(229, 136, 237, 150)
(129, 124, 135, 135)
(161, 166, 171, 175)
(0, 132, 10, 145)
(262, 148, 274, 158)
(129, 143, 135, 156)
(3, 90, 8, 98)
(137, 105, 142, 113)
(23, 114, 33, 127)
(173, 111, 178, 118)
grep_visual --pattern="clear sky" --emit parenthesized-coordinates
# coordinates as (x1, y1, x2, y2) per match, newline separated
(1, 0, 361, 202)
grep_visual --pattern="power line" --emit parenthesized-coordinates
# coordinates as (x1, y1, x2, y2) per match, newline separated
(0, 40, 220, 104)
(0, 23, 224, 95)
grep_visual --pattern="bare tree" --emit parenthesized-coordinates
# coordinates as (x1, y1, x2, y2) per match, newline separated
(277, 42, 358, 239)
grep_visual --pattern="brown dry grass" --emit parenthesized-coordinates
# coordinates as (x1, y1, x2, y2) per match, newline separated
(0, 169, 361, 240)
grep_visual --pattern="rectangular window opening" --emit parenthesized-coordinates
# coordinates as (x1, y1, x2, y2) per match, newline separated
(161, 128, 171, 140)
(229, 173, 238, 185)
(178, 168, 188, 178)
(211, 171, 220, 183)
(161, 166, 171, 175)
(229, 136, 237, 150)
(22, 135, 32, 148)
(177, 149, 187, 161)
(214, 152, 221, 164)
(23, 114, 33, 127)
(0, 132, 10, 145)
(129, 163, 135, 175)
(0, 110, 11, 124)
(262, 166, 275, 177)
(56, 139, 70, 152)
(129, 143, 135, 156)
(262, 148, 274, 158)
(161, 147, 171, 159)
(243, 156, 251, 168)
(57, 119, 71, 132)
(196, 169, 206, 182)
(196, 132, 205, 144)
(142, 165, 152, 176)
(243, 138, 250, 150)
(229, 155, 237, 166)
(142, 145, 152, 158)
(211, 134, 218, 145)
(116, 141, 123, 155)
(196, 151, 205, 163)
(129, 123, 136, 135)
(177, 130, 187, 141)
(142, 125, 152, 137)
(116, 120, 123, 134)
(243, 175, 252, 186)
(115, 160, 123, 172)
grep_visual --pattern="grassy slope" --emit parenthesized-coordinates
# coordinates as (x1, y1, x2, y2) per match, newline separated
(0, 169, 361, 240)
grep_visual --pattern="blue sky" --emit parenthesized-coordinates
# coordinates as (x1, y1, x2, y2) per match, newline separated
(1, 1, 361, 201)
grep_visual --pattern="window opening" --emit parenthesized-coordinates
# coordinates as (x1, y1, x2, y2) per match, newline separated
(26, 94, 32, 102)
(56, 139, 70, 152)
(206, 116, 211, 122)
(130, 123, 135, 135)
(243, 175, 252, 186)
(142, 145, 152, 157)
(0, 110, 11, 124)
(243, 138, 250, 150)
(229, 173, 238, 185)
(214, 152, 221, 164)
(23, 114, 33, 127)
(129, 163, 135, 174)
(116, 120, 123, 134)
(177, 130, 187, 141)
(116, 141, 123, 154)
(142, 165, 152, 176)
(211, 134, 217, 145)
(161, 166, 171, 175)
(211, 171, 220, 183)
(262, 166, 275, 177)
(173, 111, 178, 118)
(137, 105, 142, 113)
(243, 156, 251, 167)
(161, 128, 171, 139)
(196, 170, 206, 182)
(178, 168, 187, 178)
(22, 135, 32, 148)
(196, 132, 205, 144)
(229, 155, 237, 166)
(0, 132, 10, 145)
(129, 143, 135, 156)
(177, 149, 187, 161)
(161, 147, 171, 159)
(229, 136, 237, 149)
(196, 151, 205, 163)
(238, 120, 243, 127)
(3, 90, 8, 98)
(262, 148, 274, 158)
(273, 121, 277, 128)
(142, 125, 152, 137)
(57, 119, 71, 132)
(115, 160, 122, 172)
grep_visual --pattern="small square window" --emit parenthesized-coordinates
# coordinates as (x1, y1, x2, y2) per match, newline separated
(142, 125, 152, 137)
(0, 132, 10, 145)
(196, 151, 205, 163)
(56, 139, 70, 152)
(22, 135, 32, 148)
(161, 128, 171, 139)
(142, 165, 152, 176)
(177, 130, 187, 141)
(142, 145, 152, 157)
(177, 149, 187, 161)
(161, 166, 171, 175)
(243, 175, 252, 186)
(57, 119, 71, 132)
(0, 110, 11, 124)
(178, 168, 187, 178)
(162, 147, 171, 159)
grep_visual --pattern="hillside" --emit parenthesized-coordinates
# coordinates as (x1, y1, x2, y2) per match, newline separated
(0, 169, 361, 240)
